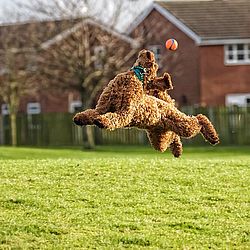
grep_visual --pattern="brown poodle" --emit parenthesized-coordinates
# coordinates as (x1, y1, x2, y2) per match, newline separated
(73, 49, 219, 157)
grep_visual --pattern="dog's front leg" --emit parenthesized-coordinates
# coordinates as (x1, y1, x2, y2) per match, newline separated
(73, 109, 100, 126)
(94, 110, 134, 130)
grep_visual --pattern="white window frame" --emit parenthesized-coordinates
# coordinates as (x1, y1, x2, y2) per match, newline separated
(27, 102, 41, 114)
(225, 43, 250, 65)
(69, 100, 82, 113)
(226, 93, 250, 107)
(148, 45, 162, 67)
(0, 67, 9, 75)
(1, 104, 9, 115)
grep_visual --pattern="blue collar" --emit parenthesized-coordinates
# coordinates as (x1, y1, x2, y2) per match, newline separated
(131, 66, 146, 83)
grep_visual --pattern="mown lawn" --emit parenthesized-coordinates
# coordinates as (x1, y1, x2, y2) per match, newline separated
(0, 146, 249, 249)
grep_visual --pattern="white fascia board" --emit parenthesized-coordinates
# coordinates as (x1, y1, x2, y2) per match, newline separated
(86, 19, 139, 48)
(126, 3, 155, 35)
(41, 18, 139, 50)
(41, 21, 84, 49)
(200, 38, 250, 46)
(0, 47, 35, 53)
(153, 3, 201, 44)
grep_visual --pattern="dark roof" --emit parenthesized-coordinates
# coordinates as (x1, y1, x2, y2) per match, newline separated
(0, 18, 137, 51)
(157, 0, 250, 40)
(0, 18, 81, 50)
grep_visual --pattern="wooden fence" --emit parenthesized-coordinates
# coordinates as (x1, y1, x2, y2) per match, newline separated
(0, 106, 250, 146)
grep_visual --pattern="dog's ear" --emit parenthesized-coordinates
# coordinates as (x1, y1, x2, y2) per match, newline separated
(163, 73, 173, 90)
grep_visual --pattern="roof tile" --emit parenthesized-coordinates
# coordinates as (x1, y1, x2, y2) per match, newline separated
(157, 0, 250, 40)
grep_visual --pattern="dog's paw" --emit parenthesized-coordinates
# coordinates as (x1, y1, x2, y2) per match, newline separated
(73, 114, 84, 126)
(73, 113, 91, 126)
(93, 116, 110, 129)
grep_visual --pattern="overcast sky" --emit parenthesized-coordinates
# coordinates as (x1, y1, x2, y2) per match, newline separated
(0, 0, 153, 31)
(0, 0, 16, 22)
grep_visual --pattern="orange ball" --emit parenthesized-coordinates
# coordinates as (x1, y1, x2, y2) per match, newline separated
(165, 39, 178, 51)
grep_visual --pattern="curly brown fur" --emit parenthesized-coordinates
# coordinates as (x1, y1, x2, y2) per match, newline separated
(73, 109, 99, 126)
(196, 114, 219, 145)
(73, 49, 219, 156)
(146, 129, 176, 153)
(145, 70, 182, 156)
(145, 72, 175, 105)
(170, 134, 183, 157)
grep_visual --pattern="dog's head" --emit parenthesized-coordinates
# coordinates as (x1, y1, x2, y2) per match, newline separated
(133, 49, 158, 81)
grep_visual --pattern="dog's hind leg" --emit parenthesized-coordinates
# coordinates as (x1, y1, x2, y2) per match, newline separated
(196, 114, 219, 145)
(162, 112, 202, 139)
(161, 107, 219, 145)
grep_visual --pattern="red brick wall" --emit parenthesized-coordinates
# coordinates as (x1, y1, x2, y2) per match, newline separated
(131, 9, 200, 106)
(199, 46, 250, 106)
(18, 90, 71, 113)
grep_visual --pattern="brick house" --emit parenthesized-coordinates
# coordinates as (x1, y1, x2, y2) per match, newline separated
(128, 0, 250, 107)
(0, 18, 138, 115)
(1, 0, 250, 115)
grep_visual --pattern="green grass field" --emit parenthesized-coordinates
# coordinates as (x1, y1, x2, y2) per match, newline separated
(0, 146, 249, 249)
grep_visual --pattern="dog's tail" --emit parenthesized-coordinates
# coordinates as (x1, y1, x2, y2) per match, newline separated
(196, 114, 219, 145)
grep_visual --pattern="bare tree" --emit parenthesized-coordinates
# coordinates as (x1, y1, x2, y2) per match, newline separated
(36, 20, 138, 148)
(0, 35, 37, 146)
(10, 0, 140, 148)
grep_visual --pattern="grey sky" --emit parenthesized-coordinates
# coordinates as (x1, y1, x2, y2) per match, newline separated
(0, 0, 153, 31)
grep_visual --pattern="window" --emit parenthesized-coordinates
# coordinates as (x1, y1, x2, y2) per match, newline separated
(225, 43, 250, 65)
(69, 100, 82, 113)
(1, 104, 9, 115)
(246, 98, 250, 106)
(226, 93, 250, 107)
(94, 46, 106, 69)
(27, 102, 41, 114)
(0, 67, 9, 75)
(26, 54, 38, 72)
